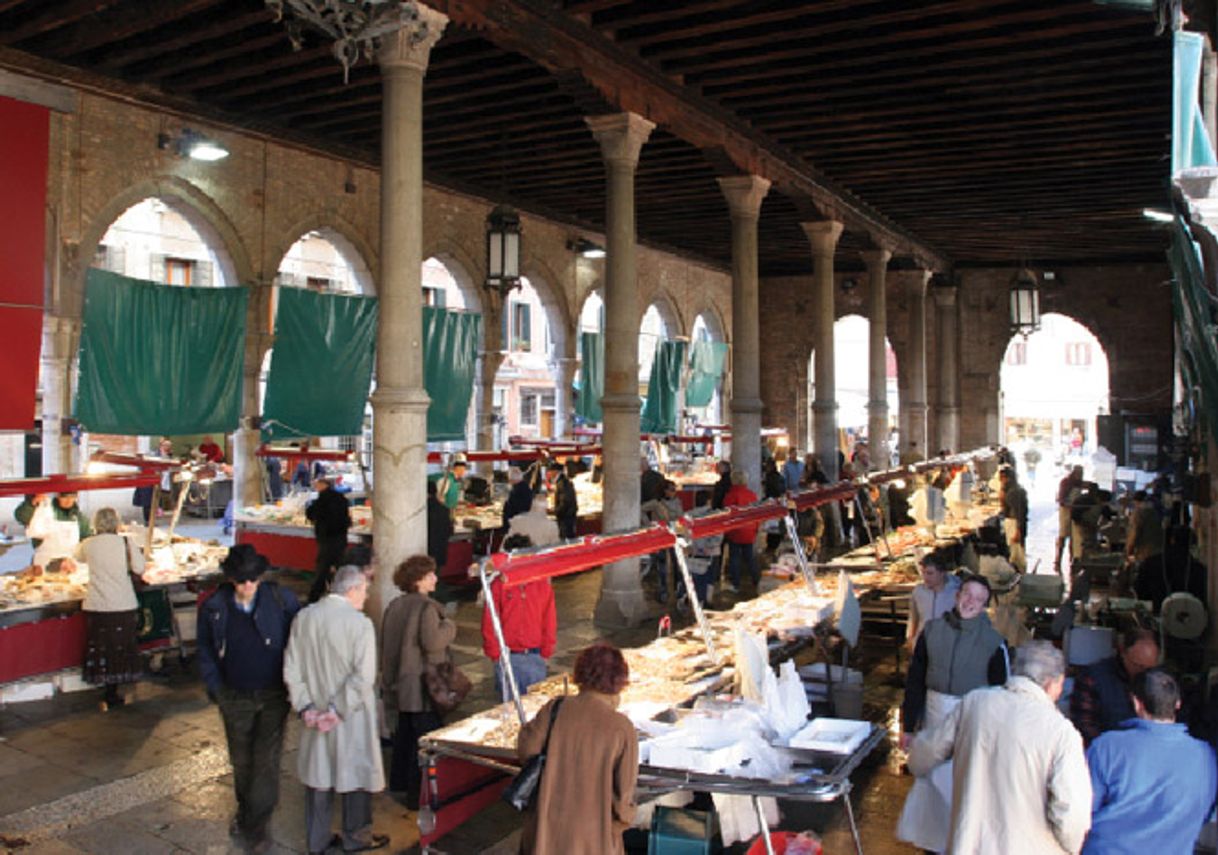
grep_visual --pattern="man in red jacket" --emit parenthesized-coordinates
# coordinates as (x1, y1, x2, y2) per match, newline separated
(722, 470, 760, 594)
(482, 533, 557, 701)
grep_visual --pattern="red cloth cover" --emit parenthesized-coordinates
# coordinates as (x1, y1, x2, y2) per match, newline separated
(0, 95, 49, 429)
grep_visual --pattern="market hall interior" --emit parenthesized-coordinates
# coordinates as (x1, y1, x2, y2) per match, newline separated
(0, 0, 1209, 853)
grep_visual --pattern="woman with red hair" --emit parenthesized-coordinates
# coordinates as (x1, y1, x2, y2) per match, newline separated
(516, 642, 638, 854)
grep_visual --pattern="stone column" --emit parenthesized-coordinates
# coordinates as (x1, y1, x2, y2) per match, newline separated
(933, 282, 960, 454)
(476, 349, 505, 465)
(718, 175, 770, 493)
(904, 270, 931, 461)
(862, 249, 892, 470)
(39, 315, 78, 474)
(800, 220, 844, 480)
(586, 112, 654, 628)
(233, 283, 272, 508)
(368, 8, 448, 618)
(554, 355, 579, 439)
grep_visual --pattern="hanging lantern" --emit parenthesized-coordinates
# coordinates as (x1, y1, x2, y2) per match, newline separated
(1009, 268, 1041, 336)
(485, 205, 521, 299)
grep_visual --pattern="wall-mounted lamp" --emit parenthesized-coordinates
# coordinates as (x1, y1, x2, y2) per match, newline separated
(567, 237, 606, 259)
(157, 128, 229, 162)
(485, 204, 522, 299)
(1009, 268, 1041, 337)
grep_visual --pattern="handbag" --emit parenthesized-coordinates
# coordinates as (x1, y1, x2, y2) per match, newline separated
(503, 697, 564, 812)
(424, 660, 472, 714)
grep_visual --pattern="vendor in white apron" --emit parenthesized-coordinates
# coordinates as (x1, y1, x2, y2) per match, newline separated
(897, 575, 1009, 853)
(16, 492, 92, 570)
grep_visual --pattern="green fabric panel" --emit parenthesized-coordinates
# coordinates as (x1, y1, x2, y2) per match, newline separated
(424, 306, 481, 441)
(1169, 220, 1218, 438)
(641, 339, 687, 434)
(1174, 31, 1217, 173)
(577, 331, 604, 423)
(262, 287, 378, 440)
(75, 269, 247, 435)
(685, 340, 727, 408)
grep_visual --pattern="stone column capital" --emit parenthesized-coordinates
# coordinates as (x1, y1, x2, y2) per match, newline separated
(376, 4, 448, 73)
(800, 220, 844, 258)
(932, 283, 958, 308)
(585, 113, 656, 170)
(860, 248, 892, 271)
(717, 175, 771, 220)
(907, 269, 932, 298)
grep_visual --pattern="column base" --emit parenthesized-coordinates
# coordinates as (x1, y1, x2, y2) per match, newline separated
(594, 562, 652, 628)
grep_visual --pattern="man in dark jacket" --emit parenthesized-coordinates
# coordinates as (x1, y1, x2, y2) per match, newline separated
(547, 461, 579, 540)
(1070, 627, 1161, 746)
(640, 457, 667, 505)
(305, 477, 351, 602)
(500, 466, 533, 532)
(198, 545, 299, 853)
(427, 479, 453, 572)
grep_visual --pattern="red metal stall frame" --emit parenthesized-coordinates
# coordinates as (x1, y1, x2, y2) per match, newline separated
(90, 451, 182, 472)
(487, 524, 676, 588)
(0, 471, 161, 498)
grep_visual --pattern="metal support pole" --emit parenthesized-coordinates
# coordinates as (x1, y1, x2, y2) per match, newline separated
(671, 534, 718, 663)
(783, 511, 818, 593)
(478, 559, 527, 723)
(842, 784, 864, 855)
(143, 484, 161, 560)
(752, 795, 775, 855)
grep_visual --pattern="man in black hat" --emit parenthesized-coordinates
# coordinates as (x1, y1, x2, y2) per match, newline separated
(306, 476, 352, 603)
(198, 545, 300, 853)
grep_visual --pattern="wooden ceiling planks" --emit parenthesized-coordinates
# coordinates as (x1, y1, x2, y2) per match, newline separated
(0, 0, 1174, 272)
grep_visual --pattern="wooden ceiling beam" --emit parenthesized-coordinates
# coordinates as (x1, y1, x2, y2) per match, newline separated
(41, 0, 220, 59)
(140, 32, 292, 82)
(173, 46, 333, 94)
(430, 0, 950, 269)
(96, 10, 272, 72)
(0, 0, 124, 46)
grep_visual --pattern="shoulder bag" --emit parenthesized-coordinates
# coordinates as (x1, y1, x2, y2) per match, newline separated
(422, 601, 471, 714)
(503, 697, 564, 812)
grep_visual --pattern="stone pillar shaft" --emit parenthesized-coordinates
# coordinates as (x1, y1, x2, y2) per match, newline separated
(905, 271, 931, 461)
(555, 356, 578, 439)
(934, 283, 960, 454)
(863, 249, 891, 470)
(718, 175, 770, 492)
(40, 316, 78, 475)
(369, 10, 448, 618)
(476, 350, 505, 472)
(801, 220, 844, 480)
(586, 112, 654, 628)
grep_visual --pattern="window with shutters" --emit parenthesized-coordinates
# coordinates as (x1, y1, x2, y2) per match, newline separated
(511, 301, 532, 351)
(164, 258, 194, 286)
(1064, 342, 1092, 366)
(1006, 341, 1027, 366)
(423, 287, 446, 307)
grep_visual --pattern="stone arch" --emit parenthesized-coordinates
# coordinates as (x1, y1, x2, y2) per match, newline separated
(72, 176, 254, 314)
(640, 287, 684, 339)
(269, 212, 378, 295)
(578, 288, 604, 332)
(807, 313, 901, 434)
(690, 300, 729, 344)
(423, 236, 485, 316)
(520, 255, 572, 360)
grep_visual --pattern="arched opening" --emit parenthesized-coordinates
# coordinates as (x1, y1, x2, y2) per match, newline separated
(86, 196, 240, 458)
(275, 228, 372, 295)
(638, 303, 669, 391)
(579, 290, 604, 334)
(689, 312, 725, 427)
(419, 257, 481, 450)
(807, 314, 900, 462)
(495, 276, 558, 440)
(1000, 312, 1110, 488)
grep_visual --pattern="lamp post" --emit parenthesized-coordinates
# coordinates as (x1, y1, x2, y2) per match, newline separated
(1009, 268, 1041, 337)
(485, 204, 521, 300)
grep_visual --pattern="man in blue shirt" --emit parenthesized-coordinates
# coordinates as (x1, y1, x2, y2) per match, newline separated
(1084, 667, 1218, 854)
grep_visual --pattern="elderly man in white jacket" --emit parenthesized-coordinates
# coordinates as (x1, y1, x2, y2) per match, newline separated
(284, 566, 388, 854)
(909, 640, 1091, 855)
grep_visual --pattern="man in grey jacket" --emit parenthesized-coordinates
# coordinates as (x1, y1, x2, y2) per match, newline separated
(284, 567, 388, 854)
(909, 640, 1091, 854)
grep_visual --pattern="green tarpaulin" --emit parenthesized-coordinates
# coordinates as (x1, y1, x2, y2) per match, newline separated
(1174, 31, 1217, 174)
(424, 307, 481, 441)
(1169, 219, 1218, 440)
(75, 269, 247, 435)
(685, 340, 727, 408)
(641, 339, 686, 434)
(262, 287, 378, 440)
(577, 331, 604, 424)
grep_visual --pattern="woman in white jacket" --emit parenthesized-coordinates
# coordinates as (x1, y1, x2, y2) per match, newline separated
(75, 507, 145, 710)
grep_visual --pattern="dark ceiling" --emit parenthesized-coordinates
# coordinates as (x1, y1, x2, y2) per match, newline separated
(0, 0, 1176, 275)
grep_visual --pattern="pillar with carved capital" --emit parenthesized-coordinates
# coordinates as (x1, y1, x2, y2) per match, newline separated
(801, 220, 844, 480)
(368, 7, 448, 618)
(40, 316, 78, 474)
(903, 271, 931, 461)
(586, 112, 654, 628)
(554, 355, 579, 439)
(933, 282, 960, 454)
(718, 175, 770, 492)
(863, 249, 892, 470)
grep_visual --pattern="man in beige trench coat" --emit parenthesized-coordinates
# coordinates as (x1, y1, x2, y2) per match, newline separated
(285, 566, 388, 854)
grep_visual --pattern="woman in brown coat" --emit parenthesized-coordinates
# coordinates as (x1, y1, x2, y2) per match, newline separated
(380, 555, 457, 809)
(517, 642, 638, 854)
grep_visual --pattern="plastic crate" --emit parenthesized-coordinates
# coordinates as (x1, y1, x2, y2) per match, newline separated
(649, 806, 714, 855)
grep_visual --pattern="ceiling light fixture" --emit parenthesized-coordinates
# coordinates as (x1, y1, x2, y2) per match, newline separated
(157, 128, 229, 162)
(1142, 208, 1174, 223)
(567, 237, 605, 259)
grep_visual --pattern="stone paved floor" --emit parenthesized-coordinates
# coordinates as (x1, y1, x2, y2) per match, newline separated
(0, 484, 1065, 855)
